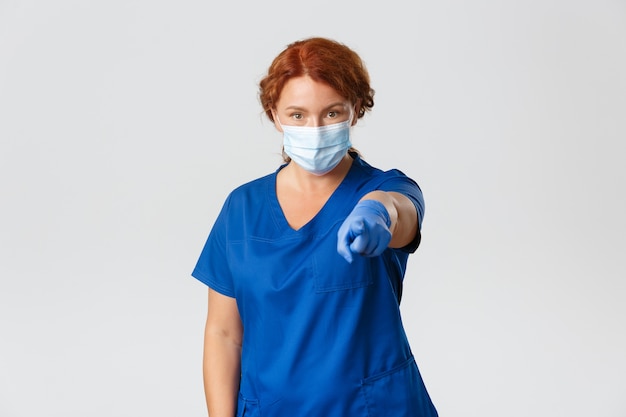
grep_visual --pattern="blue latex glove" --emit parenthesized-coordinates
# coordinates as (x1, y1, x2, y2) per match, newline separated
(337, 199, 392, 263)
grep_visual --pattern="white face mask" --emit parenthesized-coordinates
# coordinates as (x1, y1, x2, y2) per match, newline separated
(278, 118, 352, 176)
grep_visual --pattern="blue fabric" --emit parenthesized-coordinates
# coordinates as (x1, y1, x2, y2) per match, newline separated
(192, 154, 437, 417)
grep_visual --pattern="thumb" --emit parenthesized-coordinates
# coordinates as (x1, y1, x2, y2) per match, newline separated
(337, 219, 364, 263)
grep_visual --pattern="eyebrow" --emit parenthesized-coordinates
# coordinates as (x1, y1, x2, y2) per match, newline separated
(283, 101, 347, 112)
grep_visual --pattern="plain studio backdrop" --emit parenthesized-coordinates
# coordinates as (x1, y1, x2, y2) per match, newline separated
(1, 1, 624, 416)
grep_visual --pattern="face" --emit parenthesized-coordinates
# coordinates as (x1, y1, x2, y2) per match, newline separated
(273, 75, 355, 129)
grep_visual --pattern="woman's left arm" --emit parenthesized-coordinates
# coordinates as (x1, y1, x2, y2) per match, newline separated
(337, 190, 420, 263)
(359, 190, 419, 249)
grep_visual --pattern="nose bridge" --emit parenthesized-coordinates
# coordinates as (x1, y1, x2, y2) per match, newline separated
(306, 115, 323, 127)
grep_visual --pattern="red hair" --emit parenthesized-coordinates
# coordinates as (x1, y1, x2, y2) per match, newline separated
(259, 37, 375, 123)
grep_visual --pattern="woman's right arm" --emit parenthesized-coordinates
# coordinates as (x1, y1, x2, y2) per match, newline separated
(203, 288, 243, 417)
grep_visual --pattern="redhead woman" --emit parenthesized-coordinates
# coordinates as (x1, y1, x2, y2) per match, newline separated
(192, 37, 438, 417)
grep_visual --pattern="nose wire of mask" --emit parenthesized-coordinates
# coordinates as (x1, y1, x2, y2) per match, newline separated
(277, 111, 353, 176)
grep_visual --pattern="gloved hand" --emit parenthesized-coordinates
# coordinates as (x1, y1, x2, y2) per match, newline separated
(337, 199, 392, 263)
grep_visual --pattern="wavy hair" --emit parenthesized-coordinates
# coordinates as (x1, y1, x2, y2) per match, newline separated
(259, 37, 375, 123)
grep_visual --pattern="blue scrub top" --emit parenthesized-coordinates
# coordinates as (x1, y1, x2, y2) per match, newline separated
(192, 154, 438, 417)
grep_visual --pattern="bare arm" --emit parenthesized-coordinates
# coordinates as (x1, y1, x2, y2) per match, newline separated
(360, 190, 419, 249)
(203, 288, 243, 417)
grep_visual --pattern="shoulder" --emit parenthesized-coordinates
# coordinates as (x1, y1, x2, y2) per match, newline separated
(352, 153, 425, 226)
(352, 153, 420, 189)
(214, 170, 280, 223)
(227, 171, 276, 202)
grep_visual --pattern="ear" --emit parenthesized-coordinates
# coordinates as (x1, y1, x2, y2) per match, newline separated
(271, 110, 283, 133)
(351, 99, 362, 126)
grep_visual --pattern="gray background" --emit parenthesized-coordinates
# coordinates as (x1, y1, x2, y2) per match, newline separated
(1, 0, 625, 416)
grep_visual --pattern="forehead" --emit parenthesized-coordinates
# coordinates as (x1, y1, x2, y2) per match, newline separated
(276, 76, 347, 110)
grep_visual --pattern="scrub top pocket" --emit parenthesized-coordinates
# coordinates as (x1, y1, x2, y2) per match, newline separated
(312, 240, 374, 292)
(361, 357, 438, 417)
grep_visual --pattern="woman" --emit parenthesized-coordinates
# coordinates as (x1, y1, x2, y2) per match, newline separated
(192, 37, 438, 417)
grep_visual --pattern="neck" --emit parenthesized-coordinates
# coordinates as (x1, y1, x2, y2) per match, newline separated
(280, 154, 353, 193)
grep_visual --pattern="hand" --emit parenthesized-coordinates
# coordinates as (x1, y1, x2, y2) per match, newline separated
(337, 199, 392, 263)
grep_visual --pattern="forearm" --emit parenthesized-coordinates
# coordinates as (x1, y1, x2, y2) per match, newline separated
(359, 190, 418, 248)
(203, 324, 242, 417)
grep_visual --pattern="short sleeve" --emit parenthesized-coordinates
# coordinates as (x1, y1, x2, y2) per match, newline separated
(191, 195, 235, 298)
(378, 169, 425, 253)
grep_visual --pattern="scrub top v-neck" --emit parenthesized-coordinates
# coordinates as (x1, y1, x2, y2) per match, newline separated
(268, 160, 355, 235)
(192, 154, 437, 417)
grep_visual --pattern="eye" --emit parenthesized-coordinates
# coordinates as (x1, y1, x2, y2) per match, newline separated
(291, 113, 303, 121)
(327, 111, 338, 119)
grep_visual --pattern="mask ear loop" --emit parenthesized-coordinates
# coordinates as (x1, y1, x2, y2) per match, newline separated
(344, 104, 357, 127)
(272, 110, 282, 127)
(343, 106, 356, 129)
(272, 110, 290, 162)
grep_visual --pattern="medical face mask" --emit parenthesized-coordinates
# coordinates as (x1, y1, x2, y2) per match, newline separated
(278, 117, 352, 176)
